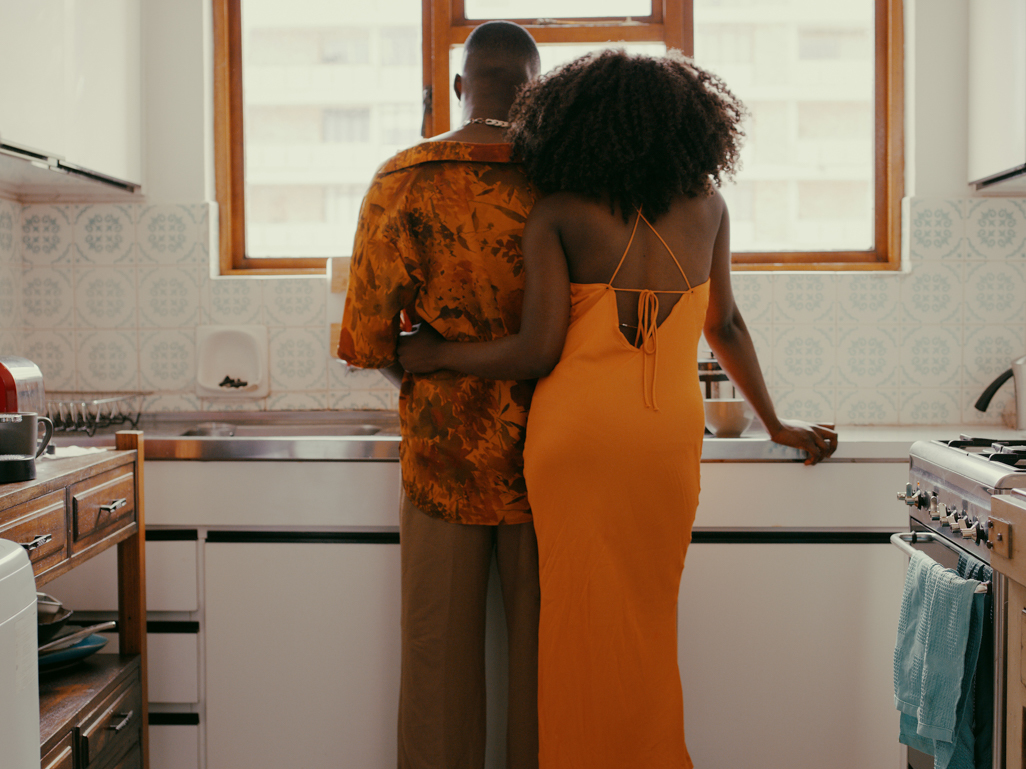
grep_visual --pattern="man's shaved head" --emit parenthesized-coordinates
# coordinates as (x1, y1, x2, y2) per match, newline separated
(463, 20, 540, 81)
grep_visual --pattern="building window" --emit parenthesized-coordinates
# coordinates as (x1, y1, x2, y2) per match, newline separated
(214, 0, 901, 274)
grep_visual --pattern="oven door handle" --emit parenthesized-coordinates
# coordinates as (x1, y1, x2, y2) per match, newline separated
(890, 532, 989, 593)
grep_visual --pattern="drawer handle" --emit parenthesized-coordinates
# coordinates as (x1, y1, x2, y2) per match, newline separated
(107, 710, 134, 733)
(18, 534, 52, 552)
(99, 498, 128, 514)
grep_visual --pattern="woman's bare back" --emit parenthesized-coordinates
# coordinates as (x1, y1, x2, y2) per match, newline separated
(546, 191, 726, 336)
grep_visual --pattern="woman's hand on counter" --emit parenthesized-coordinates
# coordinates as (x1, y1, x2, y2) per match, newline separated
(769, 420, 838, 465)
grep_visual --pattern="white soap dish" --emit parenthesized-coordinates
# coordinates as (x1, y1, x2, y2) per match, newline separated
(195, 326, 269, 399)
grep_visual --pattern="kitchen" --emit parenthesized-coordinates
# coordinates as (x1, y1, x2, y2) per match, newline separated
(1, 0, 1026, 768)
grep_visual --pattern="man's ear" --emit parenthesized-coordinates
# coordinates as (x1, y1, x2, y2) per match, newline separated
(453, 73, 462, 101)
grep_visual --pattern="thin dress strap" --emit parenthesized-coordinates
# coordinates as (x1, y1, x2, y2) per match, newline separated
(604, 209, 696, 412)
(638, 210, 691, 291)
(607, 209, 643, 288)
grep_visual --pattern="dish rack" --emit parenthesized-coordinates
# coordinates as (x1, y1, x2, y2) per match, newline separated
(45, 392, 147, 436)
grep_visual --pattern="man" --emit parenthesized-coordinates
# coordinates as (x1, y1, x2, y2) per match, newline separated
(337, 21, 542, 769)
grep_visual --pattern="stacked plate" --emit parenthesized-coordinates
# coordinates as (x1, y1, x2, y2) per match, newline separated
(36, 593, 113, 673)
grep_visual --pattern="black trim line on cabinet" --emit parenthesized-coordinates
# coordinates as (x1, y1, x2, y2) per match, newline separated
(147, 621, 200, 634)
(149, 712, 200, 726)
(146, 529, 199, 541)
(691, 529, 900, 545)
(205, 531, 400, 545)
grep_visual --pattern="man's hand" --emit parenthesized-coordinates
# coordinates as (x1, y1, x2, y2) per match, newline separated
(397, 324, 447, 374)
(769, 420, 838, 465)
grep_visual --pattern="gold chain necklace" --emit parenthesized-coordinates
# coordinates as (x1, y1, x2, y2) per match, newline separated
(462, 118, 510, 128)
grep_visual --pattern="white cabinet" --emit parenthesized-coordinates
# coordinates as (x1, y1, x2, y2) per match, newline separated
(150, 724, 200, 769)
(678, 460, 910, 769)
(678, 543, 906, 769)
(0, 0, 142, 185)
(204, 540, 402, 769)
(968, 0, 1026, 188)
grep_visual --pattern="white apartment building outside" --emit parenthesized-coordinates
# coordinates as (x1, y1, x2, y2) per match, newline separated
(241, 0, 874, 259)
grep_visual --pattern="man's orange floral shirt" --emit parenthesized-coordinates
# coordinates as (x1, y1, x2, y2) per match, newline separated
(338, 142, 537, 525)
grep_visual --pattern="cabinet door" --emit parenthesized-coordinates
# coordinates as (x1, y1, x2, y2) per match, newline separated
(0, 1, 68, 157)
(0, 0, 141, 184)
(678, 543, 906, 769)
(205, 542, 401, 769)
(64, 0, 142, 183)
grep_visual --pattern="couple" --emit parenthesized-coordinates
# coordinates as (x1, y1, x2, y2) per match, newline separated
(339, 20, 837, 769)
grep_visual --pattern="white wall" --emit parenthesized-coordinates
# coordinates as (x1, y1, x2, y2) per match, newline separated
(141, 0, 213, 202)
(905, 0, 972, 197)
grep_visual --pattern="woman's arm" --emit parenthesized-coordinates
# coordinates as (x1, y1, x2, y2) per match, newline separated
(397, 198, 571, 380)
(702, 200, 837, 465)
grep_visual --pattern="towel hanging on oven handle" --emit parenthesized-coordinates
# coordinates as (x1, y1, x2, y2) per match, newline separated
(890, 532, 990, 594)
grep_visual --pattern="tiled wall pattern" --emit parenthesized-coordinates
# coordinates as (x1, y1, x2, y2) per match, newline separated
(1, 197, 1024, 424)
(737, 198, 1026, 426)
(0, 202, 395, 413)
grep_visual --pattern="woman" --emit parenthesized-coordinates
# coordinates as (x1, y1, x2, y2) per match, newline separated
(399, 50, 837, 768)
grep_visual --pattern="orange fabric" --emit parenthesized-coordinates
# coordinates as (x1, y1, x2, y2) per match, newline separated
(339, 142, 537, 525)
(524, 213, 709, 768)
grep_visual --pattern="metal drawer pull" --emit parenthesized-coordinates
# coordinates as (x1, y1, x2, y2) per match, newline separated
(107, 710, 134, 733)
(18, 534, 52, 552)
(99, 498, 128, 514)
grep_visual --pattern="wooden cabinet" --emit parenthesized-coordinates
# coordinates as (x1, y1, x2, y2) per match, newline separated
(991, 492, 1026, 769)
(0, 432, 148, 769)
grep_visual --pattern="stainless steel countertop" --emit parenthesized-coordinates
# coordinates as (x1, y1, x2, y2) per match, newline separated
(56, 410, 999, 462)
(47, 409, 828, 462)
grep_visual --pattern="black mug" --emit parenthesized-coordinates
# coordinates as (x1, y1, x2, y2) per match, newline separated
(0, 412, 54, 458)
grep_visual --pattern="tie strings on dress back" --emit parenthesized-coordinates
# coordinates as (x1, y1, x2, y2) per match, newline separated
(606, 209, 694, 411)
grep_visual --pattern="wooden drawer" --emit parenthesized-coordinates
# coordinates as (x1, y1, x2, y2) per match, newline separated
(41, 731, 74, 769)
(0, 490, 68, 576)
(71, 467, 136, 555)
(80, 675, 142, 768)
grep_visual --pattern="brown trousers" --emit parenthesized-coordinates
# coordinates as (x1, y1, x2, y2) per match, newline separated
(398, 495, 540, 769)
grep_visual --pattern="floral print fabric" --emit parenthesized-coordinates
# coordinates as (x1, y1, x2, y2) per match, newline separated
(339, 142, 537, 525)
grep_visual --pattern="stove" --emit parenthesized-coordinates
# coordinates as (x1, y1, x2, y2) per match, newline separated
(900, 437, 1026, 563)
(897, 436, 1026, 769)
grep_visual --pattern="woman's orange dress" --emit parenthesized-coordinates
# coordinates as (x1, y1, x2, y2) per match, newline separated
(523, 212, 709, 769)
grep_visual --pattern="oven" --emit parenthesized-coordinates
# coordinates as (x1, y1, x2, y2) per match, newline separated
(892, 437, 1026, 769)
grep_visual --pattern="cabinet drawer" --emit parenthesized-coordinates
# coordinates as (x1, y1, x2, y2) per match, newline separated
(41, 731, 74, 769)
(80, 678, 142, 768)
(0, 490, 68, 576)
(71, 468, 136, 554)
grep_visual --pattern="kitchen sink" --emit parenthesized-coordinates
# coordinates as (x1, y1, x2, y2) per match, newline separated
(180, 422, 382, 438)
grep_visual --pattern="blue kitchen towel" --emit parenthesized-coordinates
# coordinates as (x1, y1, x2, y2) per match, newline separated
(894, 550, 985, 768)
(957, 555, 994, 769)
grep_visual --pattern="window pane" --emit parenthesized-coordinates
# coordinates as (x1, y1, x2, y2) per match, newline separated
(465, 0, 651, 20)
(449, 41, 666, 129)
(240, 0, 422, 258)
(694, 0, 875, 252)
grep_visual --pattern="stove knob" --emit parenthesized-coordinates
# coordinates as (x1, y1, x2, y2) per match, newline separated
(897, 483, 915, 505)
(961, 520, 979, 540)
(930, 496, 940, 520)
(940, 509, 956, 527)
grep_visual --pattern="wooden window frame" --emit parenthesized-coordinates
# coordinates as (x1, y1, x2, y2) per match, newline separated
(213, 0, 327, 275)
(214, 0, 902, 274)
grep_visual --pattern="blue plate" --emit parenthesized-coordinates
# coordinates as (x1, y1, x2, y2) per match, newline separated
(38, 634, 108, 672)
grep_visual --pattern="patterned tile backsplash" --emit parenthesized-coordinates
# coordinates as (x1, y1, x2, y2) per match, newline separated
(1, 196, 1025, 425)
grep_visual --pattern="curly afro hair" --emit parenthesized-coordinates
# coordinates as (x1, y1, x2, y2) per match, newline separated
(507, 48, 747, 221)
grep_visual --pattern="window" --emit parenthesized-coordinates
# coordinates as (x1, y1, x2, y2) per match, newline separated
(214, 0, 902, 274)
